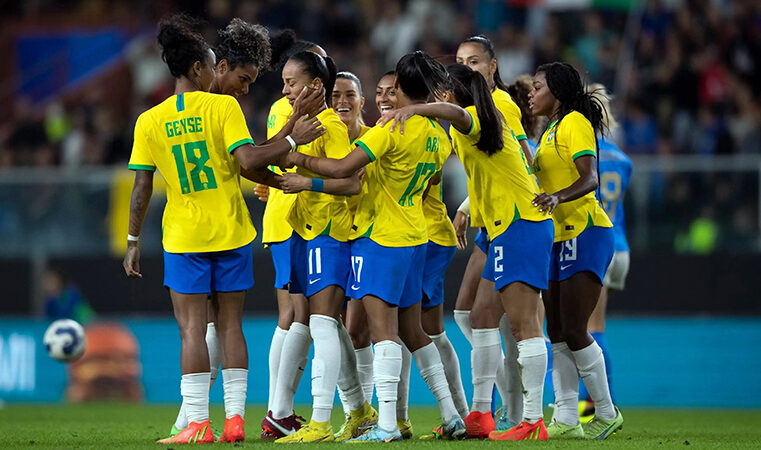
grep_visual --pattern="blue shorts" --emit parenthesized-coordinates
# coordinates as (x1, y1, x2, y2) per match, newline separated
(347, 238, 426, 308)
(474, 228, 490, 254)
(422, 242, 456, 308)
(482, 220, 554, 291)
(268, 239, 291, 290)
(549, 226, 615, 284)
(164, 241, 254, 294)
(289, 232, 351, 297)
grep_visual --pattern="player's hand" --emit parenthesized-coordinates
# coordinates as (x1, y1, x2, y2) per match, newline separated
(378, 106, 417, 134)
(280, 173, 313, 194)
(279, 152, 298, 171)
(291, 115, 325, 145)
(123, 244, 142, 278)
(254, 183, 269, 202)
(533, 193, 559, 214)
(293, 86, 325, 118)
(453, 210, 468, 250)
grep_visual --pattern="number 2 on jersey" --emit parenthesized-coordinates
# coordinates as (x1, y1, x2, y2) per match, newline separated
(171, 140, 218, 194)
(398, 162, 437, 206)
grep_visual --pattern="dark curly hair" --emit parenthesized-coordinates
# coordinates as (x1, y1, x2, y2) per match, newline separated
(157, 14, 211, 79)
(215, 18, 271, 70)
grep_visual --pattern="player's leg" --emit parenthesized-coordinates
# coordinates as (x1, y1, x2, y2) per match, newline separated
(268, 288, 291, 410)
(345, 300, 373, 404)
(497, 313, 522, 429)
(213, 290, 248, 442)
(453, 238, 488, 344)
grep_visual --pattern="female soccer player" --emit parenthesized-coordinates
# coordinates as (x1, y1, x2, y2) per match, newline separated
(383, 63, 553, 441)
(281, 51, 467, 442)
(259, 31, 329, 440)
(123, 16, 322, 444)
(529, 62, 623, 439)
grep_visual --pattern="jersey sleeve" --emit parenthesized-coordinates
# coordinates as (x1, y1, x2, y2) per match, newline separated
(267, 98, 293, 139)
(502, 99, 527, 141)
(355, 122, 394, 162)
(324, 121, 352, 159)
(562, 113, 597, 161)
(222, 97, 254, 154)
(128, 114, 156, 171)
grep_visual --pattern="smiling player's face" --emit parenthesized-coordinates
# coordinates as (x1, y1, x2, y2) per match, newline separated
(215, 60, 258, 98)
(375, 75, 397, 114)
(332, 78, 364, 125)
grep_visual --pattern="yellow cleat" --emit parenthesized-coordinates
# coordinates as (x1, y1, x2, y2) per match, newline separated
(397, 418, 413, 439)
(274, 420, 334, 444)
(334, 402, 378, 441)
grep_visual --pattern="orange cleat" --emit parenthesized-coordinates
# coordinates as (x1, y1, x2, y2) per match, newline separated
(156, 420, 215, 444)
(463, 410, 495, 439)
(218, 415, 245, 443)
(488, 419, 548, 441)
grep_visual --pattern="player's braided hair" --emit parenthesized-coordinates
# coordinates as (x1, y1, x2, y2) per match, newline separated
(157, 14, 210, 79)
(447, 64, 503, 155)
(396, 51, 448, 101)
(215, 18, 271, 70)
(461, 35, 508, 92)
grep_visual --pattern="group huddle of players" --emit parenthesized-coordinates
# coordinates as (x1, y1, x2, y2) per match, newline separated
(123, 14, 632, 444)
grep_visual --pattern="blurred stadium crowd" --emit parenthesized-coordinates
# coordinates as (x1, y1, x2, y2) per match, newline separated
(1, 0, 760, 168)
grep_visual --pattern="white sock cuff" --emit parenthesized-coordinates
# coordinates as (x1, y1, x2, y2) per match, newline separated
(429, 331, 447, 341)
(207, 322, 216, 331)
(411, 342, 438, 367)
(309, 314, 339, 328)
(551, 341, 570, 353)
(275, 326, 288, 337)
(453, 310, 470, 318)
(517, 337, 547, 358)
(182, 372, 211, 384)
(572, 341, 603, 371)
(472, 328, 501, 347)
(355, 345, 373, 361)
(222, 368, 248, 382)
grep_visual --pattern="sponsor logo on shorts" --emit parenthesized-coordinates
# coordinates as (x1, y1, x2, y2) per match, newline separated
(560, 264, 573, 271)
(309, 278, 321, 285)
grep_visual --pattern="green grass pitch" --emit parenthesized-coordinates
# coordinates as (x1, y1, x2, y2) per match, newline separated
(1, 403, 760, 449)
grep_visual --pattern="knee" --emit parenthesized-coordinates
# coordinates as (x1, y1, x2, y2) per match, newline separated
(179, 322, 207, 342)
(349, 326, 370, 348)
(560, 322, 590, 348)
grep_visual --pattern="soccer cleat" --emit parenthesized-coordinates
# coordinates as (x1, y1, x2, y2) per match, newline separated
(333, 402, 378, 441)
(463, 410, 495, 439)
(579, 400, 596, 423)
(441, 417, 467, 440)
(218, 415, 245, 443)
(397, 418, 413, 440)
(169, 424, 182, 437)
(417, 426, 442, 440)
(488, 419, 548, 441)
(346, 424, 402, 443)
(275, 419, 334, 443)
(546, 418, 584, 439)
(582, 406, 623, 440)
(156, 420, 214, 444)
(262, 410, 306, 439)
(495, 406, 519, 431)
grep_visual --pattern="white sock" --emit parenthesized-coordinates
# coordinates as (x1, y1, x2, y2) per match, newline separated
(413, 342, 460, 424)
(337, 323, 366, 412)
(174, 403, 188, 430)
(396, 343, 411, 421)
(551, 342, 580, 426)
(222, 368, 247, 419)
(356, 346, 374, 405)
(471, 328, 501, 413)
(500, 316, 523, 424)
(268, 327, 288, 411)
(430, 332, 469, 418)
(453, 310, 473, 344)
(309, 315, 341, 423)
(181, 372, 210, 424)
(272, 322, 312, 419)
(516, 338, 546, 424)
(573, 342, 616, 420)
(374, 340, 402, 431)
(206, 323, 221, 388)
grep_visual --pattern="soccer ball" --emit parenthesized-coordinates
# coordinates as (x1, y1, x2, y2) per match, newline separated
(44, 319, 86, 362)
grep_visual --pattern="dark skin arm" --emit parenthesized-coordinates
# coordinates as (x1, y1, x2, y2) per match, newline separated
(533, 155, 599, 214)
(123, 170, 154, 278)
(240, 166, 284, 189)
(279, 169, 363, 196)
(282, 146, 371, 179)
(518, 139, 534, 167)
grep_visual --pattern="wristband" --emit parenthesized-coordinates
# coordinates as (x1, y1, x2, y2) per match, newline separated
(457, 196, 470, 215)
(285, 135, 296, 151)
(312, 178, 324, 192)
(127, 234, 140, 242)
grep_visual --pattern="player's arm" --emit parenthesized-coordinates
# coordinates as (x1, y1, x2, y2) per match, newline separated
(279, 170, 362, 196)
(123, 170, 154, 278)
(519, 139, 533, 166)
(232, 115, 325, 171)
(533, 155, 598, 214)
(380, 103, 471, 134)
(421, 171, 442, 201)
(240, 166, 284, 189)
(283, 146, 371, 179)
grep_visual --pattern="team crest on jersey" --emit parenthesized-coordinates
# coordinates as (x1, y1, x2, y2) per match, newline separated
(547, 130, 555, 143)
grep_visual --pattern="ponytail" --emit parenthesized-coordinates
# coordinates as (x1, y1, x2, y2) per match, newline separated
(288, 51, 337, 107)
(447, 64, 503, 155)
(395, 50, 448, 100)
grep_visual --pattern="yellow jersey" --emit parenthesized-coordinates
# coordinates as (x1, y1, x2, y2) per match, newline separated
(128, 91, 256, 253)
(353, 116, 451, 247)
(287, 108, 353, 241)
(423, 160, 457, 247)
(261, 96, 296, 243)
(346, 124, 371, 216)
(452, 106, 547, 240)
(533, 111, 612, 242)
